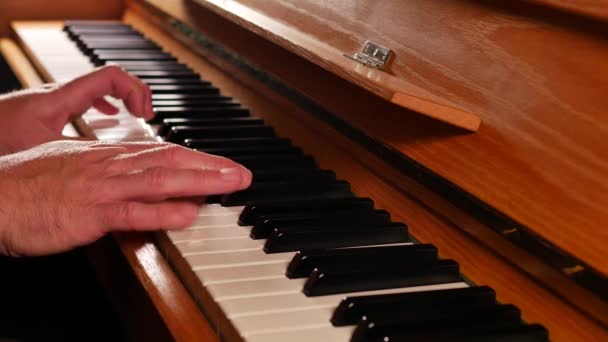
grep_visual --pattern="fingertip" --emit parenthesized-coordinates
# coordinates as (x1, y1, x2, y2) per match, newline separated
(219, 166, 252, 190)
(240, 166, 253, 189)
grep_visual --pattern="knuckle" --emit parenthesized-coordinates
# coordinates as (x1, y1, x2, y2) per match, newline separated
(162, 145, 183, 164)
(102, 64, 124, 76)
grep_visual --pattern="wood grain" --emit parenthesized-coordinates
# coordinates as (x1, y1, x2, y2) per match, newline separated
(121, 9, 608, 340)
(137, 0, 608, 278)
(0, 0, 124, 37)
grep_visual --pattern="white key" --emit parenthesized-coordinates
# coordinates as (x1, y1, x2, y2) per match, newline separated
(196, 262, 288, 285)
(246, 326, 353, 342)
(190, 214, 241, 227)
(233, 307, 335, 335)
(220, 282, 469, 318)
(198, 204, 245, 216)
(168, 226, 251, 241)
(175, 237, 264, 254)
(186, 250, 295, 270)
(207, 278, 306, 301)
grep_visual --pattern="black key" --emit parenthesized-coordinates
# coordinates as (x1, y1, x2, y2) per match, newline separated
(264, 222, 409, 252)
(241, 167, 334, 184)
(239, 197, 374, 225)
(153, 99, 236, 107)
(153, 98, 234, 107)
(114, 65, 192, 72)
(199, 145, 302, 158)
(133, 70, 200, 79)
(287, 244, 437, 279)
(68, 29, 141, 43)
(151, 107, 250, 122)
(249, 168, 334, 183)
(331, 286, 496, 326)
(166, 125, 275, 143)
(144, 78, 208, 85)
(225, 155, 317, 172)
(76, 34, 148, 43)
(82, 41, 159, 50)
(94, 54, 176, 65)
(184, 137, 291, 149)
(108, 60, 184, 67)
(121, 64, 191, 71)
(158, 117, 263, 136)
(220, 179, 351, 206)
(303, 259, 460, 296)
(250, 209, 390, 239)
(149, 84, 220, 95)
(66, 26, 135, 35)
(92, 50, 169, 57)
(351, 304, 522, 342)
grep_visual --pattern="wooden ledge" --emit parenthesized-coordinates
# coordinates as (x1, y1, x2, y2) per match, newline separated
(169, 0, 481, 131)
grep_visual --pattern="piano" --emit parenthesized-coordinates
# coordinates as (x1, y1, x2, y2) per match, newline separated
(1, 0, 607, 340)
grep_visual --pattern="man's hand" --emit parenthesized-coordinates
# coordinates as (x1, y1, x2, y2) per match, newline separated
(0, 65, 152, 155)
(0, 140, 252, 257)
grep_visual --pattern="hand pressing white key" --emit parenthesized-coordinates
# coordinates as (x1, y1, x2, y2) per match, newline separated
(0, 140, 252, 257)
(0, 65, 153, 155)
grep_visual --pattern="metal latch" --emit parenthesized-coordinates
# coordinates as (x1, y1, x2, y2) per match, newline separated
(345, 41, 392, 69)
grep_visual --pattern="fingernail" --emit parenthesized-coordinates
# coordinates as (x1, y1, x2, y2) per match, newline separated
(220, 167, 242, 182)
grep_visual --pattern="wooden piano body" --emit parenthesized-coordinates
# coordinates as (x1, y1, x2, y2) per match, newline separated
(1, 0, 607, 340)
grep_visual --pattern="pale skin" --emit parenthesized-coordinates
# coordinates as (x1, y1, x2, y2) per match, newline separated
(0, 66, 252, 257)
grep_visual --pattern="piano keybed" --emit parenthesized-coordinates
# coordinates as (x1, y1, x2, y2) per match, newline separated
(17, 21, 549, 341)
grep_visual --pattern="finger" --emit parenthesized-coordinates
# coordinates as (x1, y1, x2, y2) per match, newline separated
(55, 65, 154, 121)
(107, 166, 251, 201)
(100, 201, 199, 232)
(90, 141, 171, 153)
(92, 97, 120, 115)
(109, 144, 245, 173)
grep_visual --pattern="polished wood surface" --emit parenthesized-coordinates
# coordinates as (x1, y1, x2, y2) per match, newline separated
(115, 10, 607, 340)
(0, 0, 124, 37)
(137, 0, 608, 278)
(167, 0, 483, 131)
(526, 0, 608, 22)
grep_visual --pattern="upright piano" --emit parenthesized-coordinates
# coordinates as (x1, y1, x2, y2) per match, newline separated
(1, 0, 607, 341)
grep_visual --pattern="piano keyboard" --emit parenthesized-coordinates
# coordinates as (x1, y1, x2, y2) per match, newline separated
(18, 21, 549, 341)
